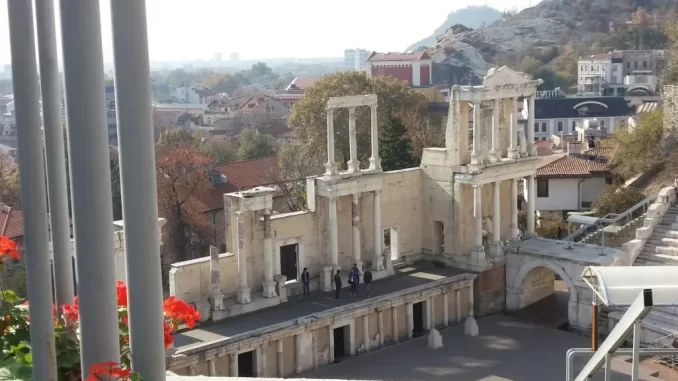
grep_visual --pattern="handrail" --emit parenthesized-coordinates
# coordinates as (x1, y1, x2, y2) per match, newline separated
(564, 190, 659, 243)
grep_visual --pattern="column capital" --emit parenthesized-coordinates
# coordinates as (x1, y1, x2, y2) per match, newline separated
(348, 106, 357, 116)
(370, 104, 377, 111)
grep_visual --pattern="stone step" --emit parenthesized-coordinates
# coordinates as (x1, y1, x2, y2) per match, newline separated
(646, 238, 678, 247)
(643, 244, 678, 254)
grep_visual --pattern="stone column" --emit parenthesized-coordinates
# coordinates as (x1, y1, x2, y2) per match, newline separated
(464, 283, 479, 336)
(352, 194, 362, 269)
(229, 353, 238, 377)
(490, 99, 500, 162)
(363, 315, 370, 353)
(368, 104, 381, 171)
(406, 304, 414, 339)
(377, 310, 384, 347)
(508, 97, 519, 159)
(189, 365, 197, 376)
(373, 191, 384, 271)
(429, 297, 435, 329)
(223, 197, 231, 252)
(471, 185, 485, 263)
(455, 289, 461, 323)
(236, 212, 251, 304)
(328, 196, 340, 269)
(527, 175, 536, 236)
(209, 246, 225, 310)
(491, 181, 502, 257)
(527, 96, 536, 156)
(312, 330, 318, 370)
(510, 178, 520, 240)
(328, 325, 335, 364)
(470, 102, 482, 165)
(392, 307, 399, 343)
(443, 293, 449, 327)
(294, 334, 302, 374)
(347, 107, 359, 173)
(208, 359, 216, 376)
(262, 210, 276, 298)
(324, 108, 338, 176)
(276, 340, 284, 377)
(258, 347, 267, 377)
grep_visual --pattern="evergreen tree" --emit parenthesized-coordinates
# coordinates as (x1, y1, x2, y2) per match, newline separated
(379, 115, 417, 171)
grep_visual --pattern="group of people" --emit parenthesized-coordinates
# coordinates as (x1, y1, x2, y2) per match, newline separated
(299, 264, 373, 300)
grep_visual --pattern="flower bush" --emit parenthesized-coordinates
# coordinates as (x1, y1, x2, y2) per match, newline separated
(0, 236, 200, 380)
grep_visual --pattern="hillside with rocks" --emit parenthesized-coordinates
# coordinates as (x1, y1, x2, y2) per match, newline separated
(428, 0, 678, 85)
(407, 6, 502, 51)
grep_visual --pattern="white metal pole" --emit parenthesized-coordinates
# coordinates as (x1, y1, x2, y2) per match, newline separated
(58, 0, 121, 373)
(7, 0, 57, 379)
(34, 0, 75, 307)
(631, 322, 641, 381)
(110, 0, 166, 377)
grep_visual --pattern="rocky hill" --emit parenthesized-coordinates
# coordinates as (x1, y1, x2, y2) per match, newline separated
(407, 6, 502, 51)
(428, 0, 678, 85)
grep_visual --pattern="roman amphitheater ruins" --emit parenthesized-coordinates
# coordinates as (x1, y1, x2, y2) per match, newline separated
(155, 68, 677, 377)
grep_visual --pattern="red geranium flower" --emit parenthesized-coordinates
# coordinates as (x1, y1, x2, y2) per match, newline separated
(162, 296, 200, 329)
(86, 362, 131, 381)
(163, 322, 174, 349)
(116, 281, 127, 307)
(61, 304, 79, 324)
(0, 236, 20, 260)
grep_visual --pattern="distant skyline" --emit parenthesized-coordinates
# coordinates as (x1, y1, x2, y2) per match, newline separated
(0, 0, 537, 65)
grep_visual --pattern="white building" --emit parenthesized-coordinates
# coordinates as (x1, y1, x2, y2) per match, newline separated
(172, 85, 219, 105)
(344, 48, 369, 71)
(532, 96, 633, 140)
(578, 52, 624, 96)
(0, 94, 15, 136)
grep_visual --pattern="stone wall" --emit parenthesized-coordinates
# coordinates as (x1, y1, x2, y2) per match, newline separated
(169, 253, 239, 305)
(474, 265, 506, 317)
(661, 85, 678, 153)
(166, 273, 476, 377)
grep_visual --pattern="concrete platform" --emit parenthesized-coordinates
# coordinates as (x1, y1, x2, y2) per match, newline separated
(173, 262, 467, 350)
(301, 314, 663, 381)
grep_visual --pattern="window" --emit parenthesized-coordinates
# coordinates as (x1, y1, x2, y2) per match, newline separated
(643, 61, 647, 68)
(557, 121, 563, 132)
(600, 119, 605, 128)
(634, 61, 638, 69)
(540, 137, 547, 141)
(572, 120, 577, 130)
(537, 179, 549, 198)
(534, 122, 539, 132)
(626, 61, 631, 69)
(541, 121, 548, 132)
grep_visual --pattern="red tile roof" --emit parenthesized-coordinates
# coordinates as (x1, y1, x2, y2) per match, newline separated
(0, 207, 23, 239)
(201, 157, 279, 211)
(286, 76, 321, 91)
(534, 140, 555, 156)
(367, 51, 431, 62)
(537, 154, 611, 178)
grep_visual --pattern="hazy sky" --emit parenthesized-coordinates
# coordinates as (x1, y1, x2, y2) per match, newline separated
(0, 0, 535, 65)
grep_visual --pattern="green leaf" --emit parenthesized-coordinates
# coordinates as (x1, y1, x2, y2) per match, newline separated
(0, 291, 22, 305)
(0, 361, 33, 381)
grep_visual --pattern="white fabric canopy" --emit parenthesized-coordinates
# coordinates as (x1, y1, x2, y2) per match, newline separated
(581, 266, 678, 306)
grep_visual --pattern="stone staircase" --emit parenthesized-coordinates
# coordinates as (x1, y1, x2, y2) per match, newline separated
(635, 205, 678, 266)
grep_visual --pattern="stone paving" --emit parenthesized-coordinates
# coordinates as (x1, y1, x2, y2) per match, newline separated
(174, 263, 467, 349)
(302, 314, 663, 381)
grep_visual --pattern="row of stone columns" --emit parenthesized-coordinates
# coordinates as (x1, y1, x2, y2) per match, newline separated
(325, 104, 381, 177)
(469, 96, 537, 166)
(471, 177, 536, 260)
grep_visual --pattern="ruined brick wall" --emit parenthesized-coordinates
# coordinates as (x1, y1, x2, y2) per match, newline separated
(473, 264, 506, 317)
(662, 85, 678, 153)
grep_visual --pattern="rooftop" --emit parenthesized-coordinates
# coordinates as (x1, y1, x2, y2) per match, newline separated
(536, 147, 614, 178)
(367, 51, 431, 62)
(202, 156, 278, 211)
(0, 206, 22, 239)
(285, 76, 322, 92)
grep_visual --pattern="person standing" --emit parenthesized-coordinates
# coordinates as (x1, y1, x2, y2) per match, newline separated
(301, 267, 310, 296)
(350, 264, 360, 296)
(334, 270, 342, 299)
(363, 267, 373, 297)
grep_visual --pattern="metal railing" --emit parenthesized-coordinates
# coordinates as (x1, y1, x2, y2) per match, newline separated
(564, 190, 659, 244)
(651, 332, 678, 369)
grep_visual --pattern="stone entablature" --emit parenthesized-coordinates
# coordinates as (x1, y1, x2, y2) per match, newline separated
(166, 273, 477, 377)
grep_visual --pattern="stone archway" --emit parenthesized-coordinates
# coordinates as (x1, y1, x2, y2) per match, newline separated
(506, 258, 579, 328)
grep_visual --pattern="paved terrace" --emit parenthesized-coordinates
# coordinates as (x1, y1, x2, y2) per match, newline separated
(301, 314, 664, 381)
(174, 262, 467, 350)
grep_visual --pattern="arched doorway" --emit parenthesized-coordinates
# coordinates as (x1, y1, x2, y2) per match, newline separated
(507, 260, 578, 330)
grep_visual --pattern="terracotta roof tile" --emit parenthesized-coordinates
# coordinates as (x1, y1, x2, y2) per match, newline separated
(537, 154, 611, 178)
(583, 147, 614, 159)
(534, 140, 554, 156)
(367, 51, 431, 62)
(286, 76, 321, 91)
(201, 157, 279, 211)
(0, 208, 23, 239)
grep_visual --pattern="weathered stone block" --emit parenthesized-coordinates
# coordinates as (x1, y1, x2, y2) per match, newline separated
(427, 328, 443, 349)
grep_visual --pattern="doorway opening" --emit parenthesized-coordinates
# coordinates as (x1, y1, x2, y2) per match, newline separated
(333, 325, 349, 362)
(384, 227, 399, 261)
(413, 302, 425, 337)
(433, 221, 444, 254)
(279, 243, 298, 281)
(238, 350, 255, 377)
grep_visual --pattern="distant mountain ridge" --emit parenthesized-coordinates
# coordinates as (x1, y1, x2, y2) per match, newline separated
(407, 6, 502, 51)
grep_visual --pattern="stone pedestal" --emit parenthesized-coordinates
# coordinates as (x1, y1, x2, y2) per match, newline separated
(373, 255, 384, 271)
(489, 243, 503, 258)
(274, 274, 288, 302)
(208, 246, 225, 311)
(427, 329, 443, 349)
(262, 281, 277, 298)
(321, 265, 334, 292)
(464, 317, 479, 336)
(237, 287, 252, 304)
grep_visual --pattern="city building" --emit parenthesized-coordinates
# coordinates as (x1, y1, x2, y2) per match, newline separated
(344, 48, 369, 71)
(275, 76, 321, 107)
(172, 85, 220, 105)
(533, 96, 633, 140)
(0, 94, 15, 136)
(105, 85, 117, 144)
(366, 51, 433, 87)
(577, 50, 665, 96)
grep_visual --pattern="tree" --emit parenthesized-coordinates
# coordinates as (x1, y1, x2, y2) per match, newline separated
(379, 115, 417, 171)
(591, 186, 646, 217)
(664, 22, 678, 85)
(274, 142, 324, 212)
(156, 145, 212, 262)
(398, 108, 444, 157)
(237, 128, 278, 161)
(520, 56, 541, 75)
(201, 138, 236, 164)
(0, 153, 20, 208)
(287, 71, 429, 170)
(157, 129, 199, 153)
(612, 109, 664, 178)
(535, 213, 566, 239)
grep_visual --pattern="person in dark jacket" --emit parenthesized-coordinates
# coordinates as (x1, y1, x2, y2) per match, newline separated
(301, 267, 310, 296)
(363, 267, 373, 297)
(334, 270, 342, 299)
(349, 264, 360, 296)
